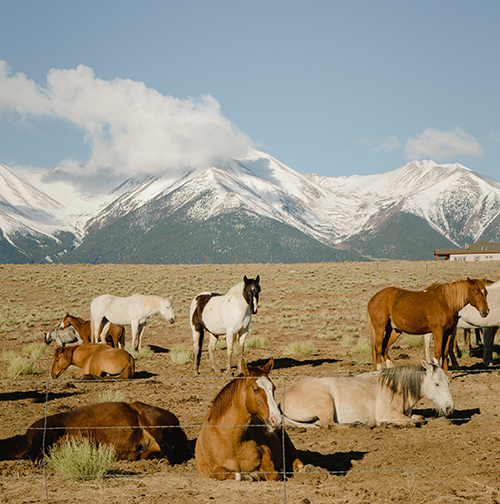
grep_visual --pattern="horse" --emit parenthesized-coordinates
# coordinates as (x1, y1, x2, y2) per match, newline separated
(51, 343, 135, 380)
(45, 324, 82, 347)
(60, 313, 125, 348)
(281, 360, 454, 427)
(0, 401, 191, 463)
(195, 358, 303, 481)
(90, 293, 175, 351)
(368, 277, 489, 371)
(425, 280, 500, 367)
(190, 275, 261, 374)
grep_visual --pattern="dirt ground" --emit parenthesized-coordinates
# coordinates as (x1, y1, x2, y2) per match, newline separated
(1, 260, 500, 504)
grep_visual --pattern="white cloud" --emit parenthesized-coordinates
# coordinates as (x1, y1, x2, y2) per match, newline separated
(360, 135, 401, 155)
(0, 61, 252, 177)
(404, 127, 484, 161)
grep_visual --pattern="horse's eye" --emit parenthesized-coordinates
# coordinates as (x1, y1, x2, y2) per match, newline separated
(435, 383, 440, 387)
(254, 388, 260, 394)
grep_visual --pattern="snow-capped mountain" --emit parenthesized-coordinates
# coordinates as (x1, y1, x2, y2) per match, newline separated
(1, 151, 499, 264)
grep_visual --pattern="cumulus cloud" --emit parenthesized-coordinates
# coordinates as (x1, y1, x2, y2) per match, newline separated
(404, 127, 484, 161)
(0, 61, 252, 177)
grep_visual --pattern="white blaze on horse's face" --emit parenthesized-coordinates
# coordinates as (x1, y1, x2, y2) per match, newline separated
(422, 363, 455, 416)
(162, 297, 175, 324)
(256, 376, 282, 430)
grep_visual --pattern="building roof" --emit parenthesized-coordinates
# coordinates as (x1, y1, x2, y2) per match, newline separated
(434, 240, 500, 258)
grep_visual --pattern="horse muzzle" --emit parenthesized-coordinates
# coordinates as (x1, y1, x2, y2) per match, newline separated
(168, 317, 175, 324)
(480, 308, 490, 318)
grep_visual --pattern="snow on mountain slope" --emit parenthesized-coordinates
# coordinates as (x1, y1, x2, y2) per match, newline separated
(1, 152, 500, 259)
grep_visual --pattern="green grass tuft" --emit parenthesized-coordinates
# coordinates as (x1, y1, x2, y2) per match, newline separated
(47, 437, 117, 480)
(169, 345, 193, 365)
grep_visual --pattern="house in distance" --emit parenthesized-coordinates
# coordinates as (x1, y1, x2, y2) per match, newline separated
(434, 240, 500, 261)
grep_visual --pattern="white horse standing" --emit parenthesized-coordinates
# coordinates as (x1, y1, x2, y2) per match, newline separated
(90, 294, 175, 351)
(425, 281, 500, 367)
(190, 275, 260, 374)
(281, 360, 454, 427)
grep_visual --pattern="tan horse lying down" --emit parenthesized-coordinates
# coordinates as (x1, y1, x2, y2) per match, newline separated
(0, 401, 191, 463)
(195, 358, 303, 481)
(281, 361, 454, 427)
(60, 313, 125, 348)
(51, 343, 134, 379)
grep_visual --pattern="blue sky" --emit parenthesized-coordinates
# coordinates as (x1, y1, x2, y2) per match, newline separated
(0, 0, 499, 183)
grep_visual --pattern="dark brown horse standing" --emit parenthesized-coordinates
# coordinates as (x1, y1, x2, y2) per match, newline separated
(0, 401, 191, 463)
(60, 313, 125, 348)
(195, 358, 303, 481)
(368, 278, 489, 371)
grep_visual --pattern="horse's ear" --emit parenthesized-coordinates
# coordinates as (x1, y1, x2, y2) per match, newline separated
(240, 359, 250, 376)
(261, 357, 274, 375)
(244, 275, 248, 283)
(256, 275, 260, 284)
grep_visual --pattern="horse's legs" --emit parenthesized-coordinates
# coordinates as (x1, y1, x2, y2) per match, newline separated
(447, 328, 460, 370)
(235, 330, 249, 373)
(137, 323, 147, 352)
(424, 333, 432, 362)
(382, 327, 400, 368)
(207, 334, 219, 373)
(99, 321, 111, 343)
(432, 329, 448, 371)
(224, 332, 235, 374)
(192, 326, 203, 374)
(131, 320, 139, 351)
(483, 326, 498, 366)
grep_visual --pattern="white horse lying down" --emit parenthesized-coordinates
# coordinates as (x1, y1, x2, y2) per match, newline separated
(91, 294, 175, 351)
(281, 360, 454, 427)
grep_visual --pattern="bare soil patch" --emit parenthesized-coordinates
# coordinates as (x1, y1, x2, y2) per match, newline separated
(1, 261, 500, 503)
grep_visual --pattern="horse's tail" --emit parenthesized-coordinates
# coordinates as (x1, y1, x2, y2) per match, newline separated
(367, 307, 377, 368)
(191, 303, 205, 373)
(101, 355, 135, 380)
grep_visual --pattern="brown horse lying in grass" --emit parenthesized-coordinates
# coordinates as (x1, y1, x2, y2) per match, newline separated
(60, 313, 125, 348)
(195, 358, 303, 481)
(51, 343, 134, 379)
(0, 401, 191, 463)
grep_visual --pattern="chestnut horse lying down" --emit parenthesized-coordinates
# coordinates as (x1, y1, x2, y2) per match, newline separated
(281, 361, 454, 427)
(51, 343, 134, 380)
(195, 358, 303, 481)
(0, 401, 191, 463)
(60, 313, 125, 348)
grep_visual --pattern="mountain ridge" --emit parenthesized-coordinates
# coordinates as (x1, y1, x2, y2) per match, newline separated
(1, 151, 499, 263)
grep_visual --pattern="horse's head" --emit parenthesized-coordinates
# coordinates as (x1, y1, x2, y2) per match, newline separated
(243, 275, 261, 315)
(51, 346, 72, 379)
(161, 297, 175, 324)
(240, 358, 281, 431)
(467, 277, 489, 318)
(59, 314, 71, 330)
(421, 359, 455, 416)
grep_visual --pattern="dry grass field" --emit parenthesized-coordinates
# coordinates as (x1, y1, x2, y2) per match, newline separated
(1, 260, 500, 504)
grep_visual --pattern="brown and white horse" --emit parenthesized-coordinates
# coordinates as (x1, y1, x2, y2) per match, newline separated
(195, 358, 303, 481)
(368, 278, 489, 370)
(51, 343, 134, 379)
(190, 276, 261, 374)
(60, 313, 125, 348)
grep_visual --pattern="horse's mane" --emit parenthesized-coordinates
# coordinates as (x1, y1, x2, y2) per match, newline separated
(379, 365, 425, 408)
(226, 281, 244, 298)
(206, 366, 268, 424)
(426, 280, 471, 311)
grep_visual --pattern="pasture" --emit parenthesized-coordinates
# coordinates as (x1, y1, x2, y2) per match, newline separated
(1, 260, 500, 503)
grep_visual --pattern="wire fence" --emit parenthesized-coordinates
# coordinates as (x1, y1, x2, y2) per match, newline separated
(1, 368, 500, 503)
